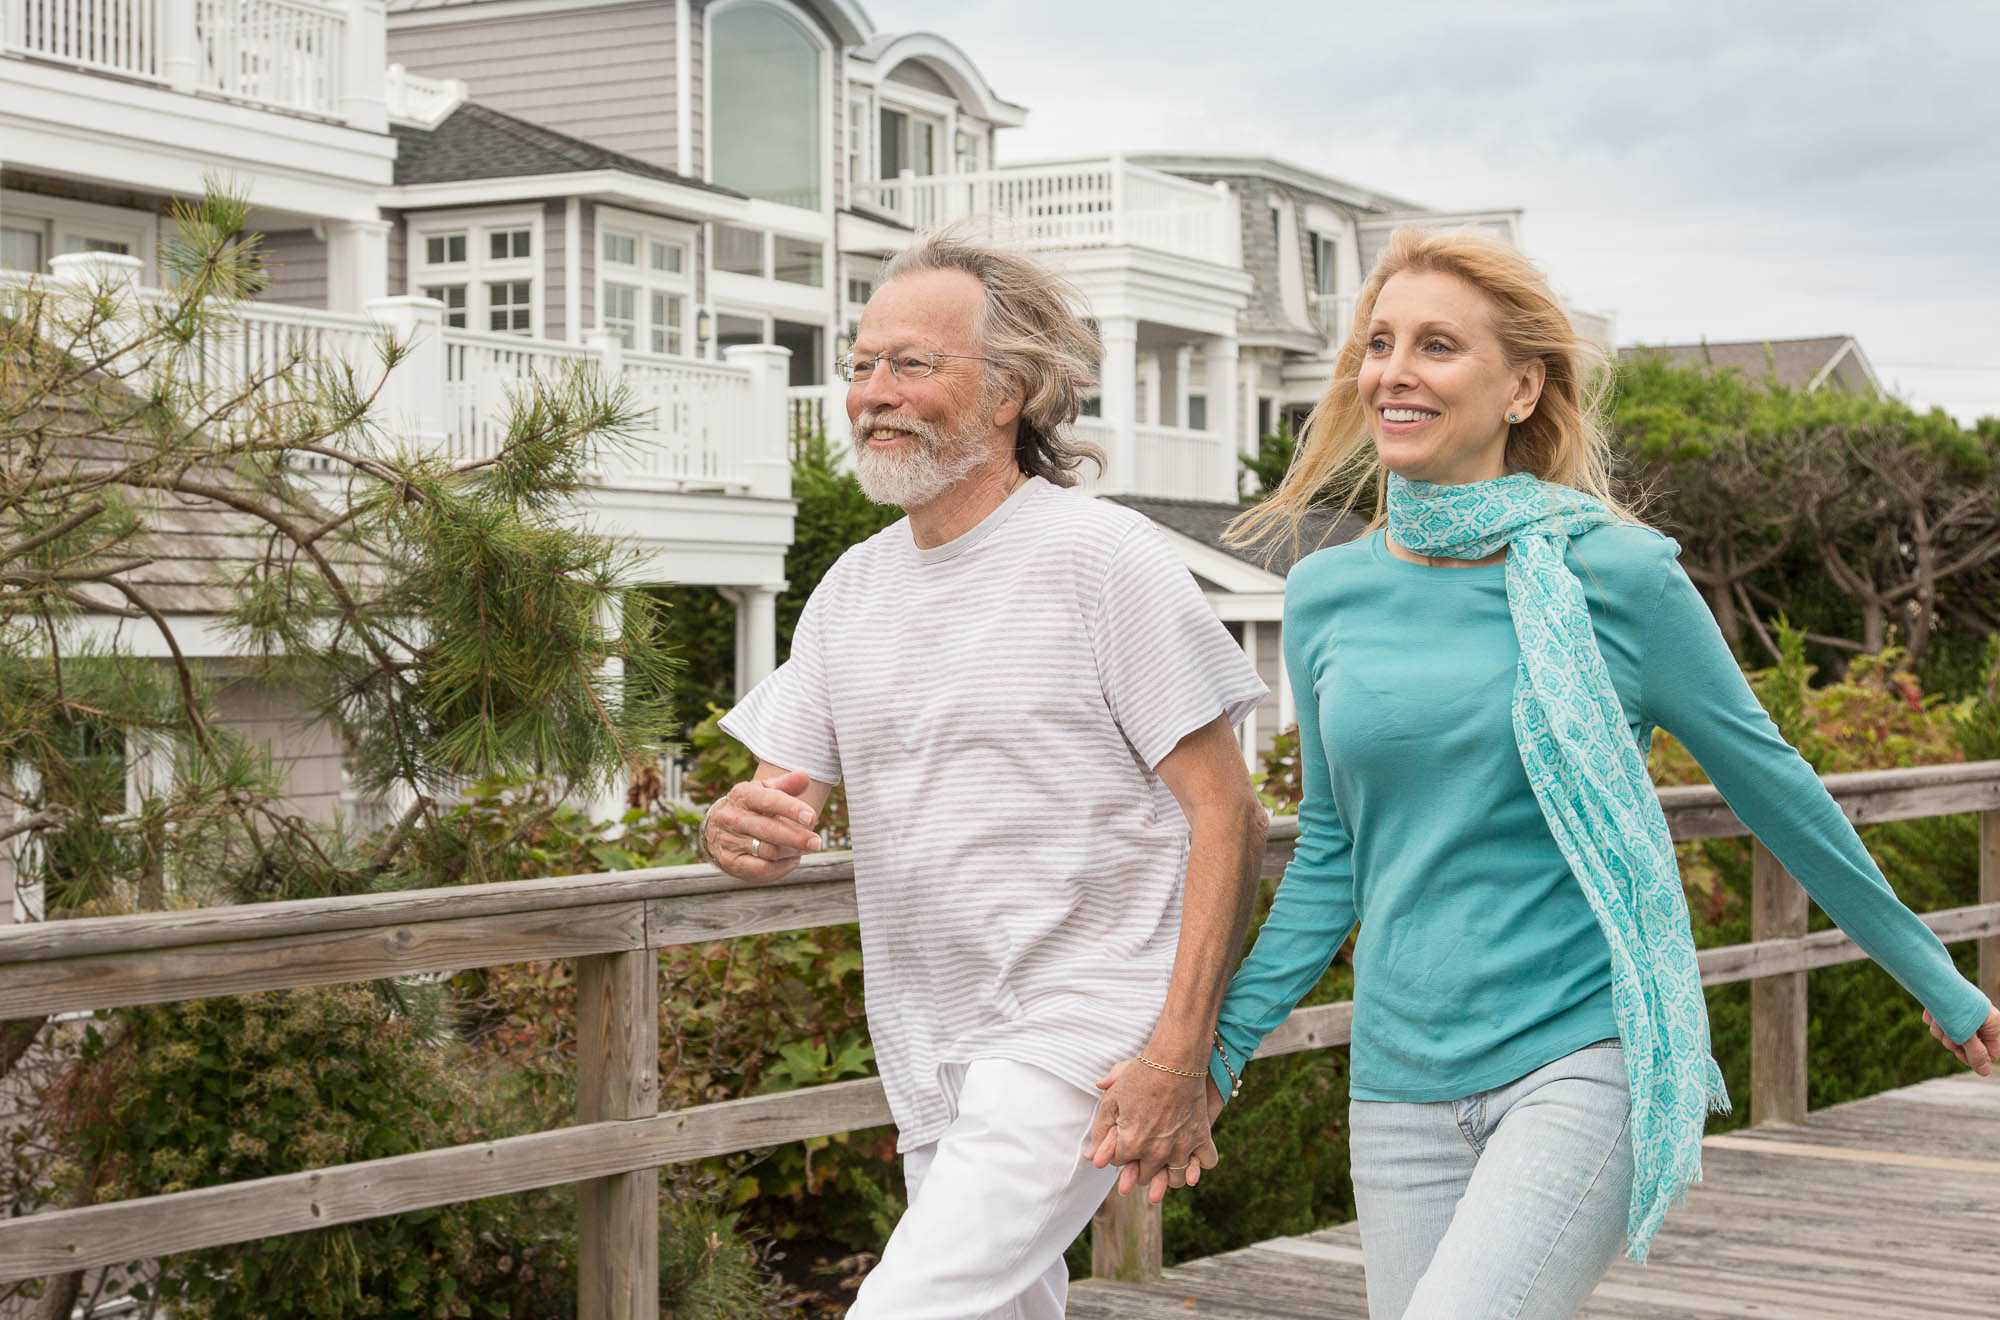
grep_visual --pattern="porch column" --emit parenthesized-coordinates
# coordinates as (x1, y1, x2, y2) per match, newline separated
(161, 0, 198, 93)
(726, 585, 782, 694)
(588, 593, 631, 827)
(326, 218, 391, 314)
(1135, 352, 1158, 427)
(341, 0, 389, 133)
(1237, 356, 1260, 457)
(1205, 336, 1240, 499)
(1097, 316, 1140, 495)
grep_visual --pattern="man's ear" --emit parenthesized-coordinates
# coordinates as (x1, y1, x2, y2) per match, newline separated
(991, 381, 1025, 430)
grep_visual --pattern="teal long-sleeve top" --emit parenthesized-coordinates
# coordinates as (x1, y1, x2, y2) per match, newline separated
(1210, 524, 1992, 1105)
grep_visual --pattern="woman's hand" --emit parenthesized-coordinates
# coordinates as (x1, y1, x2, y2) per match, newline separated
(1923, 1004, 1999, 1077)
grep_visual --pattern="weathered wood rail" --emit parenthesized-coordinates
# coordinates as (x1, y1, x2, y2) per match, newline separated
(2, 761, 1998, 1317)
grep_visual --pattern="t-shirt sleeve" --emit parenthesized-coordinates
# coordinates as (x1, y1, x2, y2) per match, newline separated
(717, 582, 843, 786)
(1641, 556, 1990, 1044)
(1210, 581, 1358, 1101)
(1093, 524, 1268, 770)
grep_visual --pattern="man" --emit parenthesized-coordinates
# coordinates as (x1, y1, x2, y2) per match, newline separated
(702, 229, 1267, 1317)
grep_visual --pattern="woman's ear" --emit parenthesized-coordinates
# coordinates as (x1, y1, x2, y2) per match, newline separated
(1512, 359, 1547, 420)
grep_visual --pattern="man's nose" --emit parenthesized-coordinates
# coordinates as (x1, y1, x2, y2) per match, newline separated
(848, 364, 904, 418)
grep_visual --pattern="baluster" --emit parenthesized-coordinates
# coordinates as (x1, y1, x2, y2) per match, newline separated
(1980, 807, 1999, 1005)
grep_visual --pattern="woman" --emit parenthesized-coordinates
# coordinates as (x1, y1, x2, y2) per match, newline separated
(1205, 227, 1999, 1319)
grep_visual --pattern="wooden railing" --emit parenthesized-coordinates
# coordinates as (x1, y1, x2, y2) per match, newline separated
(2, 762, 1997, 1312)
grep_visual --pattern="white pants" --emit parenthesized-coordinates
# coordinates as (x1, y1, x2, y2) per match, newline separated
(847, 1058, 1119, 1319)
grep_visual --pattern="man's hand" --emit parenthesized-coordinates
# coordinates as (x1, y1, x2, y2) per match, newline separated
(703, 767, 825, 884)
(1923, 1004, 1999, 1078)
(1087, 1058, 1219, 1204)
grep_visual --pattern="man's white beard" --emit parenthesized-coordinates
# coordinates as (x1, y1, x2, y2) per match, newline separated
(852, 408, 995, 509)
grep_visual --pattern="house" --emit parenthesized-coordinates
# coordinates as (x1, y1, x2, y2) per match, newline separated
(2, 0, 1601, 920)
(1618, 336, 1881, 397)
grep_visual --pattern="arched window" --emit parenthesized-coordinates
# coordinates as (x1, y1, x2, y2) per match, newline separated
(710, 3, 821, 211)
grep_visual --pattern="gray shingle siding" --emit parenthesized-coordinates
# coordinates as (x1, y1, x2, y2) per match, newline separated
(543, 198, 566, 341)
(389, 2, 678, 170)
(255, 228, 328, 309)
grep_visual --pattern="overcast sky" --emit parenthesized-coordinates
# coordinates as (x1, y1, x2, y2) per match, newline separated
(864, 0, 2000, 423)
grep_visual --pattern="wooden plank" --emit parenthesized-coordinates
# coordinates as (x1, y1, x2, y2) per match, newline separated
(1653, 761, 2000, 841)
(1090, 1190, 1162, 1284)
(644, 881, 858, 947)
(1253, 1000, 1354, 1056)
(0, 851, 857, 964)
(1701, 1134, 2000, 1175)
(1981, 808, 2000, 1005)
(1696, 902, 2000, 986)
(0, 901, 648, 1019)
(576, 950, 658, 1320)
(0, 1077, 893, 1282)
(1750, 840, 1808, 1126)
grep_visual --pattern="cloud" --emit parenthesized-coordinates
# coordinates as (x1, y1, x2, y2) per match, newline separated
(864, 0, 2000, 419)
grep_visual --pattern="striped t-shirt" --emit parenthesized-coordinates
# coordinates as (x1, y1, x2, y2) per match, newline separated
(721, 477, 1266, 1150)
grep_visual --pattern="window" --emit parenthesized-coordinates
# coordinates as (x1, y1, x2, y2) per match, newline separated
(1, 225, 44, 273)
(1188, 395, 1208, 431)
(412, 215, 538, 336)
(65, 236, 130, 255)
(772, 319, 824, 387)
(1310, 232, 1339, 297)
(422, 283, 468, 327)
(603, 282, 638, 347)
(773, 235, 823, 287)
(710, 3, 821, 209)
(599, 212, 693, 356)
(847, 99, 868, 190)
(650, 292, 686, 355)
(878, 107, 939, 179)
(487, 280, 532, 334)
(714, 224, 764, 276)
(845, 276, 875, 306)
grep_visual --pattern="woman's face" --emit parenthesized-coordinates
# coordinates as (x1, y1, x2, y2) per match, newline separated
(1358, 269, 1545, 486)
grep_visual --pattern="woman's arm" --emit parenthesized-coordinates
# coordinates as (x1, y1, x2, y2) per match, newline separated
(1642, 561, 1994, 1048)
(1209, 613, 1360, 1101)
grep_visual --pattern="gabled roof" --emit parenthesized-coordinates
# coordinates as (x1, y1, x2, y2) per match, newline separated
(1104, 494, 1366, 578)
(1618, 336, 1881, 396)
(391, 102, 740, 196)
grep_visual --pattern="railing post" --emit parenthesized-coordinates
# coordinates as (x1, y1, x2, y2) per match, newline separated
(1091, 1191, 1161, 1284)
(1750, 839, 1809, 1126)
(1980, 808, 2000, 1005)
(1109, 152, 1128, 246)
(365, 295, 448, 454)
(576, 948, 659, 1319)
(723, 343, 793, 499)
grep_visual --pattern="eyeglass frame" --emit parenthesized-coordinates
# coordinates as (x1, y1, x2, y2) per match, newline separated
(835, 350, 996, 383)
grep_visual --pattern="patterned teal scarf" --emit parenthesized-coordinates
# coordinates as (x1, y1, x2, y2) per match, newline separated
(1386, 469, 1729, 1261)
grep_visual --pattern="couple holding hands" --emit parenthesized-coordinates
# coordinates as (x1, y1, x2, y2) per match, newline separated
(698, 226, 1999, 1320)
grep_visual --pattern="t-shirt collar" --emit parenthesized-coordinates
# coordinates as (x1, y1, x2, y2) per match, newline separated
(910, 475, 1046, 565)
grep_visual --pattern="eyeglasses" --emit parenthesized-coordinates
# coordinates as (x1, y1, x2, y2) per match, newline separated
(836, 351, 994, 383)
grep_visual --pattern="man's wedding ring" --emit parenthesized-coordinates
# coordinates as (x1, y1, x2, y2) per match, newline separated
(750, 837, 762, 858)
(1166, 1163, 1187, 1172)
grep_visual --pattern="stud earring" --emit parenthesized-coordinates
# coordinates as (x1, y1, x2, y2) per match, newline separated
(1507, 412, 1520, 423)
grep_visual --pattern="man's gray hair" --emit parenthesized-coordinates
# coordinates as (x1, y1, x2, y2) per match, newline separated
(880, 224, 1106, 487)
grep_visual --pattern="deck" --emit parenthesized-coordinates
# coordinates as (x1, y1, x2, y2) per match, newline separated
(1068, 1071, 2000, 1318)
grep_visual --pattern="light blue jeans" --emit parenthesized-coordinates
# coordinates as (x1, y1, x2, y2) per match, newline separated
(1349, 1040, 1634, 1320)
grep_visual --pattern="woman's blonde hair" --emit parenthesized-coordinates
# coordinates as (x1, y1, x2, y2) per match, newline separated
(1228, 225, 1625, 552)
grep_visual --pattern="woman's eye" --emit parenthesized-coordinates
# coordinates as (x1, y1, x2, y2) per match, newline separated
(1424, 339, 1455, 354)
(1366, 337, 1390, 354)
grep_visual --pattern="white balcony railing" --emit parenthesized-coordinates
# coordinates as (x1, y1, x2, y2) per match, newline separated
(1072, 417, 1237, 503)
(852, 156, 1242, 268)
(3, 0, 371, 122)
(13, 256, 788, 498)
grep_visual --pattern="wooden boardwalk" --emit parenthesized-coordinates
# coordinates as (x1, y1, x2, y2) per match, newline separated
(1068, 1071, 2000, 1319)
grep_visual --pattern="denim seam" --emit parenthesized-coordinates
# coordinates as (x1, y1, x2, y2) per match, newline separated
(1454, 1097, 1484, 1155)
(1504, 1103, 1634, 1320)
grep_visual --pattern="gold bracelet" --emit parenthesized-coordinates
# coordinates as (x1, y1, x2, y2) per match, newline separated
(1134, 1052, 1207, 1080)
(1212, 1030, 1242, 1099)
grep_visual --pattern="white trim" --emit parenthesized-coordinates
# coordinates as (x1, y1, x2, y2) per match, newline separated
(1147, 524, 1286, 595)
(564, 196, 581, 342)
(1122, 151, 1424, 213)
(675, 0, 694, 175)
(845, 32, 1028, 127)
(383, 171, 749, 221)
(406, 205, 546, 338)
(704, 0, 835, 218)
(874, 81, 957, 119)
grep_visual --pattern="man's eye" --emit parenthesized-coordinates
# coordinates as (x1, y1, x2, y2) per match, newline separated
(895, 356, 931, 374)
(849, 359, 877, 376)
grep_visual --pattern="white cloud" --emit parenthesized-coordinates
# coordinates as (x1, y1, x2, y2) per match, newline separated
(863, 0, 2000, 420)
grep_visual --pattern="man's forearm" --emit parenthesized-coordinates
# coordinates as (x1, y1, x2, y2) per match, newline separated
(1144, 796, 1267, 1068)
